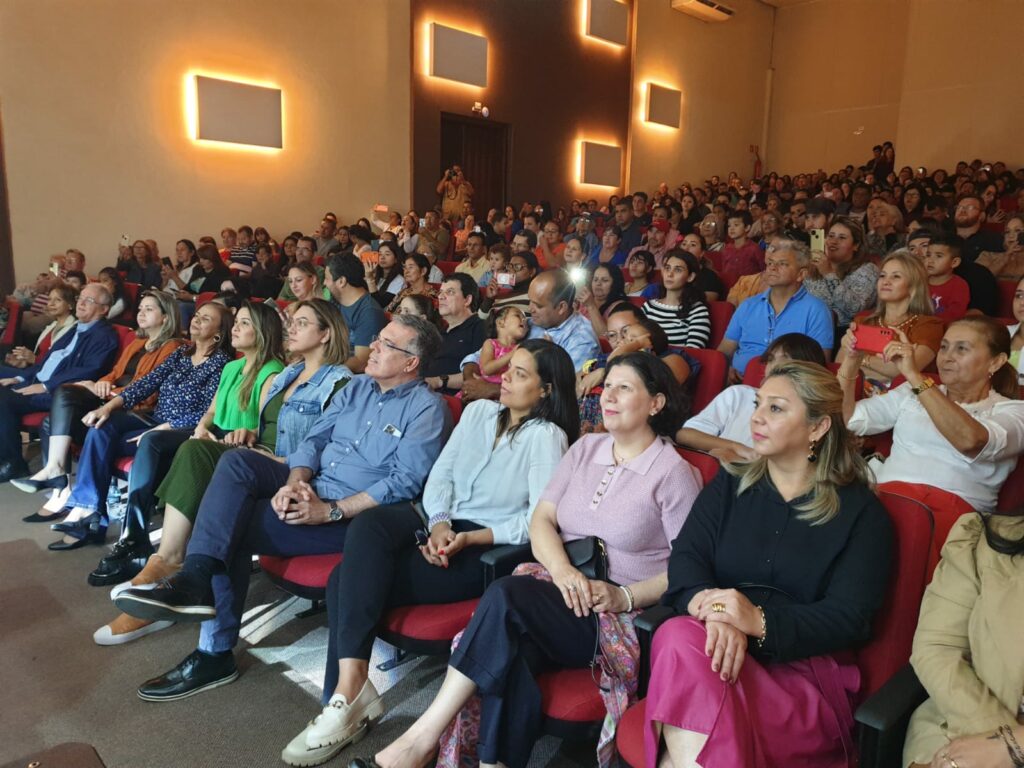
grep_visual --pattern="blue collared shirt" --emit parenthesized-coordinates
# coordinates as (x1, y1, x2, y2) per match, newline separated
(288, 374, 450, 505)
(725, 286, 835, 374)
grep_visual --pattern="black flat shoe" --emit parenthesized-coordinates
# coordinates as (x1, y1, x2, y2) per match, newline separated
(22, 508, 70, 523)
(48, 526, 107, 551)
(10, 473, 69, 494)
(137, 649, 238, 702)
(88, 537, 154, 586)
(51, 519, 86, 534)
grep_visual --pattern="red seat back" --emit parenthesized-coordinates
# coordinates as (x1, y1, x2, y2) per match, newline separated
(680, 347, 727, 413)
(123, 282, 141, 306)
(442, 394, 462, 426)
(114, 324, 135, 354)
(998, 454, 1024, 514)
(195, 292, 217, 308)
(675, 447, 719, 486)
(437, 260, 460, 276)
(854, 489, 935, 700)
(742, 357, 767, 387)
(36, 332, 53, 358)
(1, 300, 23, 347)
(997, 279, 1018, 318)
(707, 301, 735, 348)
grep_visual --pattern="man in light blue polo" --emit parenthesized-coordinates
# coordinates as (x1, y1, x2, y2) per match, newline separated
(718, 237, 833, 383)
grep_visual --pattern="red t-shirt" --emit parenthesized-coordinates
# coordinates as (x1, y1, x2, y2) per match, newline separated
(929, 275, 970, 320)
(712, 240, 764, 290)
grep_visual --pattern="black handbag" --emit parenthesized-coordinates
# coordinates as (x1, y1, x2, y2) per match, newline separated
(565, 536, 609, 582)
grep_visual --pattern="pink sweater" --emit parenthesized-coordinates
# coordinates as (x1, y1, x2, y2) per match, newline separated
(540, 433, 702, 585)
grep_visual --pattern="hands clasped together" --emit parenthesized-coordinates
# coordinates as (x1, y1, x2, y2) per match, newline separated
(688, 588, 765, 684)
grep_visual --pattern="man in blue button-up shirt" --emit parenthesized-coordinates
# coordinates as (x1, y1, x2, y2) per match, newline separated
(118, 315, 451, 702)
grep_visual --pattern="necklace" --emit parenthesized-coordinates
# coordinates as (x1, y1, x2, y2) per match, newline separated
(612, 444, 634, 466)
(881, 314, 917, 333)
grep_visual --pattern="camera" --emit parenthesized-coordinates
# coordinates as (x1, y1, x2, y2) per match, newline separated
(569, 266, 588, 285)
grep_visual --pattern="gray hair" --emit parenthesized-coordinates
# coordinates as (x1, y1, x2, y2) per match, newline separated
(769, 237, 811, 268)
(86, 283, 113, 306)
(393, 313, 442, 374)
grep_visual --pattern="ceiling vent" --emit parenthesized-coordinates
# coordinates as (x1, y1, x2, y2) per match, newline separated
(671, 0, 736, 23)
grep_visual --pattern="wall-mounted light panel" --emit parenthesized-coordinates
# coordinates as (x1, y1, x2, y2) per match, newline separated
(430, 23, 488, 87)
(645, 83, 682, 128)
(580, 141, 622, 187)
(190, 75, 283, 149)
(586, 0, 628, 47)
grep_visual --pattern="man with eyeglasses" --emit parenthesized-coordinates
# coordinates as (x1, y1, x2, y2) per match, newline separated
(953, 193, 1003, 263)
(479, 251, 536, 321)
(119, 314, 451, 702)
(0, 283, 119, 481)
(717, 238, 833, 384)
(425, 274, 485, 394)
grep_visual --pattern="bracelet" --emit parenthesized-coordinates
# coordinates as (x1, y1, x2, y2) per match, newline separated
(835, 372, 859, 382)
(619, 584, 635, 613)
(756, 605, 767, 648)
(1000, 725, 1024, 767)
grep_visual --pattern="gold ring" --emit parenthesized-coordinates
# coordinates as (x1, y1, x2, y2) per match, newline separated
(948, 760, 959, 768)
(711, 602, 726, 613)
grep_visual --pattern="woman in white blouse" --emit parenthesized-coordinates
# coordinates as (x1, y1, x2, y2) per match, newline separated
(841, 315, 1024, 514)
(281, 339, 580, 767)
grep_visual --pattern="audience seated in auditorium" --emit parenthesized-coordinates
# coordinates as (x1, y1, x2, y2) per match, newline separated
(714, 210, 763, 290)
(249, 243, 283, 298)
(278, 238, 324, 301)
(453, 230, 488, 283)
(902, 512, 1024, 768)
(365, 240, 407, 308)
(125, 239, 162, 290)
(578, 264, 629, 339)
(2, 284, 77, 370)
(865, 198, 907, 258)
(1007, 277, 1024, 382)
(924, 235, 972, 321)
(624, 250, 659, 299)
(423, 274, 485, 395)
(615, 199, 645, 253)
(642, 249, 712, 348)
(355, 352, 700, 768)
(842, 316, 1024, 514)
(283, 262, 323, 317)
(941, 232, 1000, 317)
(476, 242, 511, 289)
(679, 233, 725, 303)
(386, 254, 438, 314)
(678, 332, 826, 463)
(646, 361, 892, 767)
(323, 253, 387, 375)
(976, 212, 1024, 280)
(838, 250, 943, 394)
(315, 218, 344, 259)
(115, 315, 448, 702)
(954, 193, 1004, 263)
(590, 224, 627, 268)
(416, 211, 451, 261)
(718, 237, 833, 383)
(803, 216, 878, 330)
(478, 249, 536, 321)
(631, 219, 671, 268)
(537, 219, 567, 270)
(95, 299, 352, 646)
(282, 339, 577, 766)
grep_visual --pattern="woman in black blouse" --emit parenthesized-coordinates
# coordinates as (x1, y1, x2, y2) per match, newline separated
(644, 360, 893, 768)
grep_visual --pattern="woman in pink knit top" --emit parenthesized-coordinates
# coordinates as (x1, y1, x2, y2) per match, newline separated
(353, 352, 704, 768)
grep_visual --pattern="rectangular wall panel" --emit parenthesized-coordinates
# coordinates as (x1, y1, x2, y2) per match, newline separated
(430, 23, 488, 87)
(646, 83, 681, 128)
(580, 141, 622, 186)
(587, 0, 628, 46)
(195, 76, 282, 148)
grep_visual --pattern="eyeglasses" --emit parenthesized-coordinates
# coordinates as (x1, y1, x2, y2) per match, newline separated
(371, 334, 416, 356)
(605, 325, 635, 343)
(78, 297, 109, 307)
(510, 263, 529, 272)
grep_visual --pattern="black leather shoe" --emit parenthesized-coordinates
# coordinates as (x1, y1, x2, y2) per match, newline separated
(10, 473, 69, 494)
(137, 649, 238, 702)
(0, 460, 30, 484)
(115, 572, 215, 623)
(22, 509, 69, 523)
(48, 519, 107, 551)
(88, 537, 154, 586)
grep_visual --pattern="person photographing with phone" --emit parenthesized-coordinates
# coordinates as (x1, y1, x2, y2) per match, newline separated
(836, 250, 943, 395)
(841, 315, 1024, 515)
(437, 164, 475, 225)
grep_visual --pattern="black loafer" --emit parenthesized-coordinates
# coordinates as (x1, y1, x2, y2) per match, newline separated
(115, 572, 215, 622)
(88, 537, 155, 586)
(22, 509, 69, 523)
(137, 649, 238, 702)
(10, 473, 69, 494)
(48, 524, 107, 551)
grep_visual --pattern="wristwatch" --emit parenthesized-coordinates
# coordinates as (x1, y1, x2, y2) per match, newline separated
(328, 501, 345, 521)
(439, 374, 450, 390)
(911, 378, 936, 396)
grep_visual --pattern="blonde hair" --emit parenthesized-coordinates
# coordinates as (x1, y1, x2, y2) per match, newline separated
(864, 249, 934, 322)
(136, 290, 182, 347)
(725, 361, 872, 525)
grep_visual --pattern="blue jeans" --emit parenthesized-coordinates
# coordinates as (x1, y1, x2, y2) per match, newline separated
(65, 411, 155, 517)
(187, 449, 349, 653)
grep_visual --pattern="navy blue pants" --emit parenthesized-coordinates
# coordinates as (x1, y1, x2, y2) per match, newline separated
(188, 449, 349, 654)
(449, 575, 598, 768)
(323, 504, 488, 703)
(0, 386, 53, 466)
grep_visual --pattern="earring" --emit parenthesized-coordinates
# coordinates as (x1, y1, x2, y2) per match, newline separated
(807, 439, 818, 463)
(213, 334, 222, 343)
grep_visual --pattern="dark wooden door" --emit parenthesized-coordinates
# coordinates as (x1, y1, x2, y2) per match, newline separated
(0, 105, 13, 295)
(439, 112, 509, 220)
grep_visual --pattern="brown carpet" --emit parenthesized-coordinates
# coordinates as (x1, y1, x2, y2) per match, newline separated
(0, 473, 594, 767)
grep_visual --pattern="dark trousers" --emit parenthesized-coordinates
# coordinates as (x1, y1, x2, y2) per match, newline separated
(189, 449, 349, 654)
(450, 576, 598, 768)
(323, 505, 488, 701)
(40, 384, 103, 461)
(119, 429, 192, 542)
(0, 386, 53, 466)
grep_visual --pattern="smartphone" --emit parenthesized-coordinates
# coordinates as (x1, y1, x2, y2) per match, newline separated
(569, 266, 588, 285)
(810, 228, 825, 252)
(854, 325, 894, 356)
(361, 250, 380, 266)
(120, 234, 131, 247)
(373, 203, 389, 213)
(419, 218, 426, 228)
(496, 272, 515, 287)
(49, 261, 61, 276)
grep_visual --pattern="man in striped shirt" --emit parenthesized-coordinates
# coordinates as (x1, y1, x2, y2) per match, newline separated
(228, 225, 257, 278)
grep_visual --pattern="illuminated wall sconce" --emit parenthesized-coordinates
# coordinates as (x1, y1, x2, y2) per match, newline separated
(585, 0, 628, 47)
(429, 23, 488, 87)
(645, 83, 682, 129)
(185, 73, 283, 150)
(579, 141, 622, 187)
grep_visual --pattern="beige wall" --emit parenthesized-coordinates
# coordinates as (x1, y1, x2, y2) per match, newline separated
(896, 0, 1024, 171)
(0, 0, 411, 283)
(768, 0, 1024, 175)
(630, 0, 775, 192)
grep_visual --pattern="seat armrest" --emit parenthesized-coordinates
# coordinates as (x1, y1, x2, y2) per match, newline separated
(854, 664, 927, 768)
(480, 544, 534, 586)
(635, 605, 678, 698)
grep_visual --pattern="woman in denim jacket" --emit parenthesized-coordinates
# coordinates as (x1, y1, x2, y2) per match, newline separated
(93, 299, 353, 646)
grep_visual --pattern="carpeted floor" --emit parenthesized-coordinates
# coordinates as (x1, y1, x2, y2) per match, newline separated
(0, 464, 595, 768)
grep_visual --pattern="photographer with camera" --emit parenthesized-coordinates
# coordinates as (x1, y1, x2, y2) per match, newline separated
(437, 164, 475, 224)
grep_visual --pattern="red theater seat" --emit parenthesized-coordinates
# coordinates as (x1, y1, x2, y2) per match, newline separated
(680, 347, 727, 413)
(707, 301, 734, 348)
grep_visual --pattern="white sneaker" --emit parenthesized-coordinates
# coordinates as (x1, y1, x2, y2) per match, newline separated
(110, 579, 158, 601)
(281, 681, 383, 766)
